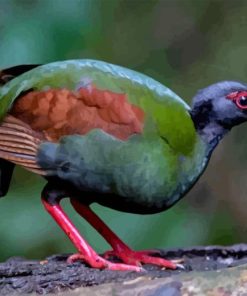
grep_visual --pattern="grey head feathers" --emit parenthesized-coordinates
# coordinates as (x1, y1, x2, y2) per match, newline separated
(190, 80, 247, 146)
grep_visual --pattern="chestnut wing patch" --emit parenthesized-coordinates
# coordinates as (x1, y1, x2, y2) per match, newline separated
(10, 84, 145, 142)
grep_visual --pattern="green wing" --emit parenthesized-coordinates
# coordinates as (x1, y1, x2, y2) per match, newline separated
(0, 59, 196, 155)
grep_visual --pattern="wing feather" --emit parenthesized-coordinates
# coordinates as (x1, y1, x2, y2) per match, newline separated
(10, 84, 145, 142)
(0, 115, 45, 175)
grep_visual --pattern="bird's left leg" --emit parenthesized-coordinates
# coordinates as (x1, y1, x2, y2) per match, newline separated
(70, 198, 177, 269)
(41, 183, 143, 272)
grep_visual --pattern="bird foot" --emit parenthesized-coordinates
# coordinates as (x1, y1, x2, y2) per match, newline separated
(102, 248, 178, 269)
(67, 253, 144, 272)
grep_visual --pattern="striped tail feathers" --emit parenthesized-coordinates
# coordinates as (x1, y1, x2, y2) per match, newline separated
(0, 115, 46, 175)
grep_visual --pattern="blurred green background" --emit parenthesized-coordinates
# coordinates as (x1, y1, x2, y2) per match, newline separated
(0, 0, 247, 261)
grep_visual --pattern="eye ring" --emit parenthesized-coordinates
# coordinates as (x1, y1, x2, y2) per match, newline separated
(236, 96, 247, 109)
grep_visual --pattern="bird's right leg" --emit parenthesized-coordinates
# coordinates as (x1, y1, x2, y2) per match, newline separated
(70, 198, 178, 269)
(41, 183, 142, 272)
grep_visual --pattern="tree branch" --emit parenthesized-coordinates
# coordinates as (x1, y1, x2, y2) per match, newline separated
(1, 244, 247, 295)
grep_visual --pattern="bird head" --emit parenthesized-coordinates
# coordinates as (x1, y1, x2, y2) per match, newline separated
(190, 81, 247, 145)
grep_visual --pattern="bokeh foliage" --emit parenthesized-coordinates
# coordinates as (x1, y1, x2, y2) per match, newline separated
(0, 0, 247, 261)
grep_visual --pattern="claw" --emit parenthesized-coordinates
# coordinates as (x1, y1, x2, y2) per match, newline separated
(176, 263, 185, 270)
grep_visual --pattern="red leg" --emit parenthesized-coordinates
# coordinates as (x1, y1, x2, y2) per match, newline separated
(70, 198, 177, 269)
(41, 196, 142, 272)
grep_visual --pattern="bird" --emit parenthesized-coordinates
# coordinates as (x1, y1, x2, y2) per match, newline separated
(0, 59, 247, 272)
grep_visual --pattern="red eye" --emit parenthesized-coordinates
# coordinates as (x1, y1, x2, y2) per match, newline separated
(236, 96, 247, 109)
(227, 91, 247, 110)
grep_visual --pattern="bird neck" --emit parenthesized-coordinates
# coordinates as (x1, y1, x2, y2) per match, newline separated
(190, 109, 230, 151)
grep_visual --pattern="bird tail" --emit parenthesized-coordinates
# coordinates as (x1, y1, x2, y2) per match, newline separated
(0, 64, 41, 85)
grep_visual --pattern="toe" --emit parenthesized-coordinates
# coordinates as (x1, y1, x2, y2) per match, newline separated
(67, 253, 85, 264)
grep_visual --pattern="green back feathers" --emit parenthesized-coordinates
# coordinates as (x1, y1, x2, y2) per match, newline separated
(0, 59, 196, 155)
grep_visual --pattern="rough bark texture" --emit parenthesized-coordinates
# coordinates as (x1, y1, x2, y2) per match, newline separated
(1, 244, 247, 295)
